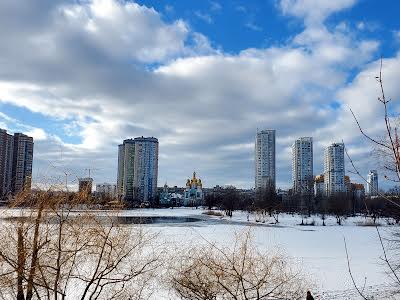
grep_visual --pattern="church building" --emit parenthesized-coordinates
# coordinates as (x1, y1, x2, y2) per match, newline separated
(184, 172, 204, 207)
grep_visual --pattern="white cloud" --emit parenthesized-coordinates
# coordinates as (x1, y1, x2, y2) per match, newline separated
(394, 30, 400, 42)
(0, 0, 395, 189)
(356, 21, 379, 32)
(194, 11, 213, 24)
(279, 0, 357, 25)
(25, 128, 48, 141)
(59, 0, 190, 63)
(164, 4, 174, 14)
(210, 1, 222, 11)
(245, 22, 263, 32)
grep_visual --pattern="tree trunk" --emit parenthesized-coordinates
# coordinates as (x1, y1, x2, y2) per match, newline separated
(17, 226, 25, 300)
(26, 203, 44, 300)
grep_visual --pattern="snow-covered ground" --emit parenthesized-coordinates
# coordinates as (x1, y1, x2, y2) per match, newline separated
(1, 207, 397, 299)
(121, 207, 398, 299)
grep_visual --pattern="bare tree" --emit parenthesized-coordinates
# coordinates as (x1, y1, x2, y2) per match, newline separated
(220, 186, 239, 217)
(0, 187, 162, 300)
(170, 230, 312, 300)
(347, 58, 400, 296)
(255, 180, 280, 223)
(327, 193, 351, 225)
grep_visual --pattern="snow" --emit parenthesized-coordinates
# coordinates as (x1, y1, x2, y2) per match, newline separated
(1, 207, 397, 299)
(123, 208, 397, 299)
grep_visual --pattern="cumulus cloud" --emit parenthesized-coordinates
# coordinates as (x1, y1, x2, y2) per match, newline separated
(279, 0, 357, 25)
(0, 0, 396, 189)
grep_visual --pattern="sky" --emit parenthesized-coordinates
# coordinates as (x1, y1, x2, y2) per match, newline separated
(0, 0, 400, 190)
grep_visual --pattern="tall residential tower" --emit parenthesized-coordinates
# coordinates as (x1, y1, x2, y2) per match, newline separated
(0, 129, 33, 197)
(117, 139, 135, 200)
(12, 133, 34, 194)
(324, 143, 345, 196)
(367, 170, 378, 196)
(133, 137, 159, 203)
(0, 129, 14, 197)
(255, 130, 276, 190)
(117, 137, 158, 203)
(292, 137, 313, 195)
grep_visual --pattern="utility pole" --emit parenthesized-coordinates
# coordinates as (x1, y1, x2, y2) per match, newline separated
(63, 171, 71, 192)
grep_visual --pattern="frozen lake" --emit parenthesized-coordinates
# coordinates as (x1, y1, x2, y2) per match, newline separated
(1, 207, 396, 299)
(120, 207, 396, 299)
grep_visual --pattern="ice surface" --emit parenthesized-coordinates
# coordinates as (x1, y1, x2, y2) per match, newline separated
(1, 207, 397, 299)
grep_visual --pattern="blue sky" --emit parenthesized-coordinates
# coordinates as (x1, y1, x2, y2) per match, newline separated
(135, 0, 400, 56)
(0, 0, 399, 190)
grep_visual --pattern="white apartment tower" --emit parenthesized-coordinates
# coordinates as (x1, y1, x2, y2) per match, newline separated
(367, 170, 378, 196)
(324, 143, 345, 196)
(255, 130, 276, 190)
(292, 137, 313, 194)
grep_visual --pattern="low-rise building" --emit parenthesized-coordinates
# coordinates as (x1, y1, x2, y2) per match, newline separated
(96, 183, 117, 199)
(351, 183, 365, 200)
(159, 183, 183, 206)
(345, 175, 351, 194)
(314, 174, 324, 197)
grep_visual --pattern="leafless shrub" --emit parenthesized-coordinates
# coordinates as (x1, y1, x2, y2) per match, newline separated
(0, 188, 162, 300)
(169, 230, 312, 300)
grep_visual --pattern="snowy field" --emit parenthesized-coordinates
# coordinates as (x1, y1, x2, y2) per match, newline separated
(119, 207, 398, 300)
(1, 207, 398, 299)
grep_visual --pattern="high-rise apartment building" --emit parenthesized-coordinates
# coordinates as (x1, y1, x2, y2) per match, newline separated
(367, 170, 378, 196)
(133, 137, 159, 203)
(0, 129, 33, 197)
(0, 129, 14, 197)
(117, 137, 158, 203)
(12, 133, 34, 194)
(324, 143, 345, 196)
(255, 130, 276, 190)
(117, 139, 135, 200)
(292, 137, 313, 195)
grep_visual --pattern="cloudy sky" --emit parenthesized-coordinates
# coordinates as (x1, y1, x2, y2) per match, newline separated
(0, 0, 399, 190)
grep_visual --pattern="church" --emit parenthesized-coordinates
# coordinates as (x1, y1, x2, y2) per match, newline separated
(184, 172, 204, 207)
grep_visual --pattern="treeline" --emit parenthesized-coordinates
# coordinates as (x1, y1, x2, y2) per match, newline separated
(205, 185, 400, 225)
